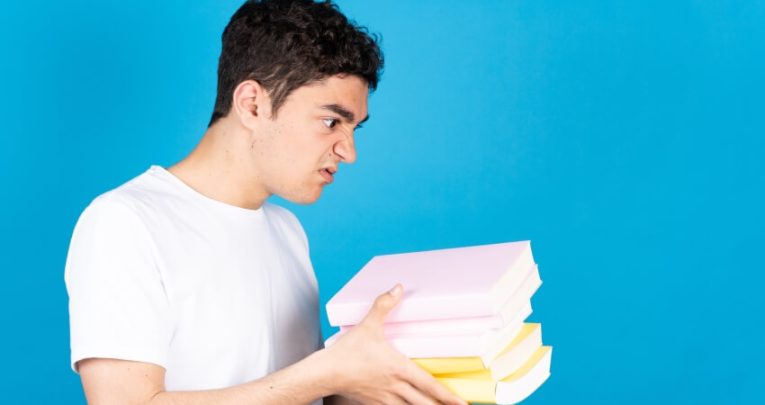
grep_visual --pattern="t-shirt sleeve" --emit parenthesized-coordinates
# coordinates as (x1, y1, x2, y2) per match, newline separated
(64, 196, 173, 372)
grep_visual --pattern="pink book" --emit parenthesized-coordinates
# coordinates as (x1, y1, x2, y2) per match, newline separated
(338, 266, 541, 336)
(326, 302, 533, 365)
(326, 241, 536, 326)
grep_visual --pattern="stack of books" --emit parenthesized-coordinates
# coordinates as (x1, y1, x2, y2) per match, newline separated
(325, 241, 552, 404)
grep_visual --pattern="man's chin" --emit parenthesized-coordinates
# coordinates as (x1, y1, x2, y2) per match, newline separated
(279, 188, 323, 205)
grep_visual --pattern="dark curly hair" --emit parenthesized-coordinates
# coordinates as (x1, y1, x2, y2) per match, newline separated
(209, 0, 384, 126)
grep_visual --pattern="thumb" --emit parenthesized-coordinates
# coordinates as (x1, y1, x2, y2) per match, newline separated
(359, 284, 403, 327)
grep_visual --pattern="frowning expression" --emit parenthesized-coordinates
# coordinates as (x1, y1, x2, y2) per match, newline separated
(249, 74, 369, 204)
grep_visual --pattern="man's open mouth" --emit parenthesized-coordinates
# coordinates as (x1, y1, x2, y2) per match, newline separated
(320, 168, 335, 183)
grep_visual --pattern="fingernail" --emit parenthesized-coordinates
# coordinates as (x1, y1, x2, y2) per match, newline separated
(390, 284, 402, 297)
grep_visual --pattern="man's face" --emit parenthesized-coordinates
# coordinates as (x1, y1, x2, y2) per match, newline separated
(250, 74, 369, 204)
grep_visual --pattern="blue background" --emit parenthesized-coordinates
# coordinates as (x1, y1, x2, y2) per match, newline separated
(1, 0, 763, 403)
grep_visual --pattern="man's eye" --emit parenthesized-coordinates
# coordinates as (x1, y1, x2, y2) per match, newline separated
(322, 118, 339, 128)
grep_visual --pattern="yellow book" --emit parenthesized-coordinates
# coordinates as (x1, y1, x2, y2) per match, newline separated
(436, 346, 552, 405)
(415, 356, 485, 374)
(414, 323, 542, 379)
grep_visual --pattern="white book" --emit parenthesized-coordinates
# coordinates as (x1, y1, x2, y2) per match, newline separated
(413, 323, 543, 380)
(437, 346, 553, 404)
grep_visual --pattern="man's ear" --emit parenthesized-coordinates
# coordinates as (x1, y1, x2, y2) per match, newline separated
(231, 80, 270, 129)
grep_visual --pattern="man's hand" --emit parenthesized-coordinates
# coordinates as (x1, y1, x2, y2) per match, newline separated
(321, 284, 468, 405)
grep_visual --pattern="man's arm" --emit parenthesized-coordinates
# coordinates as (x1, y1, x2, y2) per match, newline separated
(324, 395, 362, 405)
(80, 350, 332, 405)
(79, 285, 467, 405)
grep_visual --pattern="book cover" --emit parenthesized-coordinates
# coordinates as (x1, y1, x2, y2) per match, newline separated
(326, 241, 536, 326)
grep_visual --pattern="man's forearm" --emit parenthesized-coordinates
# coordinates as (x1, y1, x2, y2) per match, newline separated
(147, 350, 335, 405)
(324, 395, 362, 405)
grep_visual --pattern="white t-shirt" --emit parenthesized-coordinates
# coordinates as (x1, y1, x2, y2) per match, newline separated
(65, 165, 322, 395)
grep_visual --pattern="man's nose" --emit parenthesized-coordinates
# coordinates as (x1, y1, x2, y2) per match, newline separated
(334, 132, 357, 164)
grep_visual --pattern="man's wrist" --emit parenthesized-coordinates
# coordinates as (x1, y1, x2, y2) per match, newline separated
(305, 348, 342, 398)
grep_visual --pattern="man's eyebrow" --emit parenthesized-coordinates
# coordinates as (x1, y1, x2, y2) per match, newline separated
(320, 104, 369, 125)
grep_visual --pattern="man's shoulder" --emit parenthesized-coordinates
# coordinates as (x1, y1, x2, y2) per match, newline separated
(103, 165, 174, 205)
(79, 166, 175, 224)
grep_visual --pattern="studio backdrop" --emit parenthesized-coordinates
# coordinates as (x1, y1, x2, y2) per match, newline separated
(1, 0, 763, 403)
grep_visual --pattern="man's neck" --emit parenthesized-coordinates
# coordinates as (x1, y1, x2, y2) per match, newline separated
(168, 121, 270, 210)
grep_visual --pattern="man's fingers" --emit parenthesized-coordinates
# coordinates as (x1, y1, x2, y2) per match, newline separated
(359, 284, 403, 327)
(394, 381, 439, 405)
(404, 363, 468, 405)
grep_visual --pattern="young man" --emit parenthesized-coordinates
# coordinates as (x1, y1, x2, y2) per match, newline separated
(65, 1, 467, 404)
